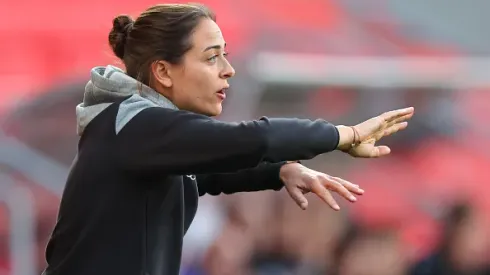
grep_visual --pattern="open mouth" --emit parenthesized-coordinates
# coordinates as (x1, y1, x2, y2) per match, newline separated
(216, 89, 227, 100)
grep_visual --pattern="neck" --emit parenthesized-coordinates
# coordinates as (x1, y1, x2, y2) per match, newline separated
(139, 85, 179, 110)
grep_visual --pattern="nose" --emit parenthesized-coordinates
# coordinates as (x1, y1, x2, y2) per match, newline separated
(220, 59, 235, 79)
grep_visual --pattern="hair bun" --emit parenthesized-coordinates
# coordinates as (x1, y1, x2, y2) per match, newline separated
(108, 15, 135, 60)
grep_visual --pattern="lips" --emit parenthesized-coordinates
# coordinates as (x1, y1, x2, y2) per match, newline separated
(216, 89, 227, 100)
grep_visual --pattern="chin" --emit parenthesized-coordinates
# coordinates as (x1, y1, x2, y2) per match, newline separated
(200, 104, 223, 117)
(209, 104, 223, 117)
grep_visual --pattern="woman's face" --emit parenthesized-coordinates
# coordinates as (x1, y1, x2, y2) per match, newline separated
(154, 18, 235, 116)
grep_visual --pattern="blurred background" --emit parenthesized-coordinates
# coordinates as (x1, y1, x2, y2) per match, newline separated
(1, 0, 490, 274)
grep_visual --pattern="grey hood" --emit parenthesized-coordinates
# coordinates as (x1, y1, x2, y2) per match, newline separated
(76, 65, 178, 135)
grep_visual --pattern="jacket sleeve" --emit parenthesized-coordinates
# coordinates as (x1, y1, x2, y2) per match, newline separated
(116, 107, 339, 175)
(196, 162, 287, 196)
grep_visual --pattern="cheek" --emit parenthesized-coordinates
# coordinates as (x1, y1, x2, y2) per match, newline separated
(176, 66, 213, 93)
(170, 73, 196, 102)
(170, 61, 222, 115)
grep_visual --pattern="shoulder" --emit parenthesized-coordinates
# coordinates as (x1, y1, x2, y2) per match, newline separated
(115, 94, 162, 134)
(116, 96, 218, 135)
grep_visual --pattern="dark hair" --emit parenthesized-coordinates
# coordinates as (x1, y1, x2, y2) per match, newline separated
(108, 3, 216, 85)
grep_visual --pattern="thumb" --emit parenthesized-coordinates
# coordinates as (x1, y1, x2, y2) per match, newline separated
(287, 187, 309, 210)
(372, 145, 391, 157)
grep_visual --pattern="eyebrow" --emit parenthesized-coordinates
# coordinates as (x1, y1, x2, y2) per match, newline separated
(203, 43, 227, 52)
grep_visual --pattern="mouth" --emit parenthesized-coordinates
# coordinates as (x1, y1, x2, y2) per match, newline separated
(216, 89, 227, 100)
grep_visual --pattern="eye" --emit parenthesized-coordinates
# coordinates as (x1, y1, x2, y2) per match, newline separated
(207, 52, 229, 63)
(207, 55, 218, 62)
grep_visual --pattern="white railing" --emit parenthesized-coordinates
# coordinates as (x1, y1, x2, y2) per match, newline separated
(0, 174, 37, 275)
(249, 53, 490, 88)
(0, 130, 69, 275)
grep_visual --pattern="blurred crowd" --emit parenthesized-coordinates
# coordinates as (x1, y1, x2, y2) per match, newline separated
(180, 194, 490, 275)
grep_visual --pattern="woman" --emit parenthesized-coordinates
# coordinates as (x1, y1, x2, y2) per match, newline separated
(42, 3, 414, 275)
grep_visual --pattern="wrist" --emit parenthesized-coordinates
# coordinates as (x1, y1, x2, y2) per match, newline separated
(336, 125, 361, 152)
(336, 125, 354, 150)
(279, 161, 301, 183)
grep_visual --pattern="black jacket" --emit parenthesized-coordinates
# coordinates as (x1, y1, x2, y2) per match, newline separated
(42, 66, 340, 275)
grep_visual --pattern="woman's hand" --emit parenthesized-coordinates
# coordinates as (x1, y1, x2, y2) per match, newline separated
(337, 107, 414, 158)
(280, 162, 363, 211)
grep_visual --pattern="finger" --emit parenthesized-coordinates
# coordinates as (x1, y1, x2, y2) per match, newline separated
(385, 114, 413, 130)
(288, 187, 309, 210)
(380, 107, 414, 123)
(324, 176, 357, 202)
(383, 122, 408, 137)
(331, 176, 364, 195)
(391, 113, 414, 125)
(310, 180, 340, 210)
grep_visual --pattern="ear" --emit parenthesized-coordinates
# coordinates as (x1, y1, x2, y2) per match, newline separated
(151, 60, 173, 88)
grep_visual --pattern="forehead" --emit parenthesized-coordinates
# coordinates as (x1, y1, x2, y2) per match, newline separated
(190, 18, 225, 49)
